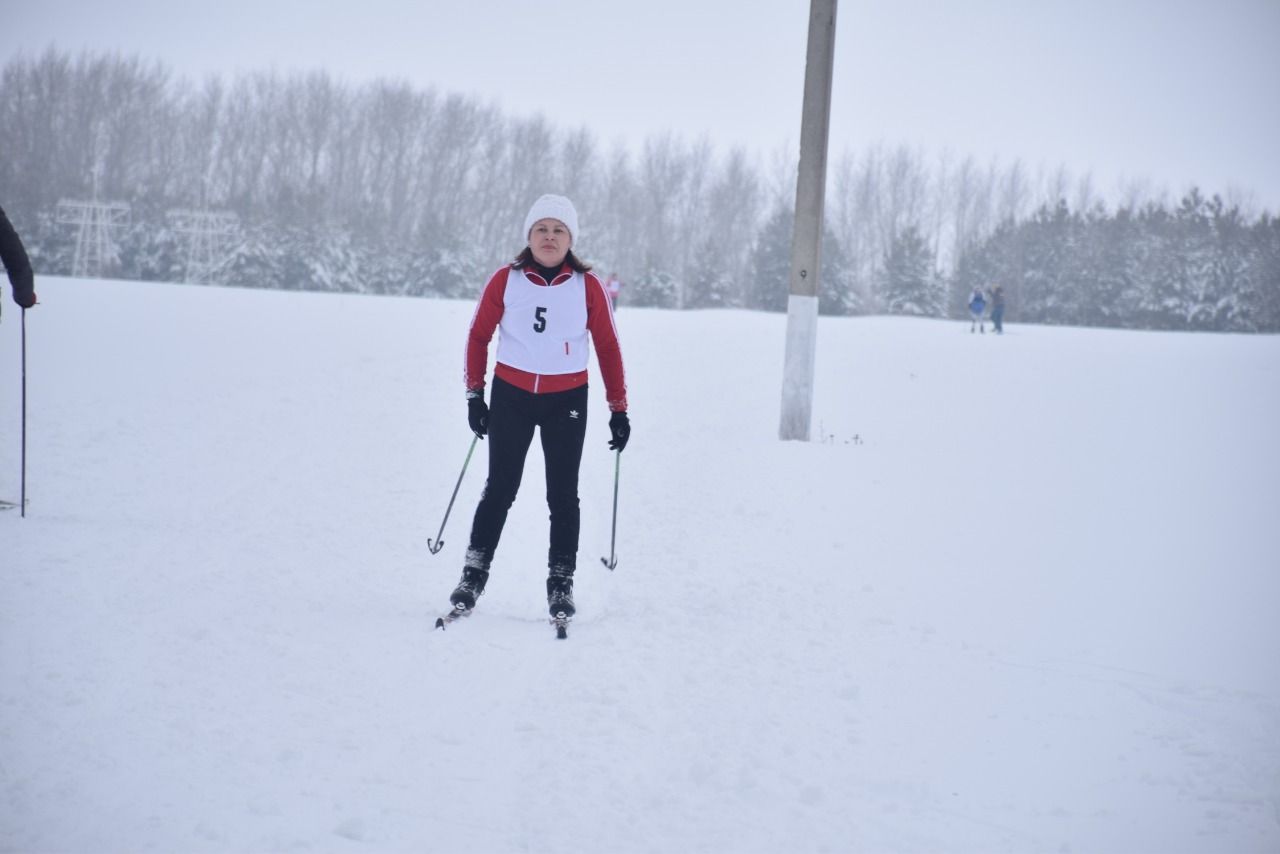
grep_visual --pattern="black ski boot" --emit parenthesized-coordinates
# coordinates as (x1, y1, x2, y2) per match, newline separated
(546, 570, 575, 619)
(450, 567, 489, 610)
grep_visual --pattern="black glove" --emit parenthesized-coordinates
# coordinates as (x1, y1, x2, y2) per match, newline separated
(467, 392, 489, 439)
(608, 411, 630, 452)
(10, 271, 35, 308)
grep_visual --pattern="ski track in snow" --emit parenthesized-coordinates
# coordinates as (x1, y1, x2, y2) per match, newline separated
(2, 277, 1279, 853)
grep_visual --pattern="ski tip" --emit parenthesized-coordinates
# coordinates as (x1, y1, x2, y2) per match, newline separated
(435, 603, 471, 630)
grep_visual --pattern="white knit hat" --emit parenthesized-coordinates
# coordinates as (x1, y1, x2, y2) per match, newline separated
(523, 194, 578, 245)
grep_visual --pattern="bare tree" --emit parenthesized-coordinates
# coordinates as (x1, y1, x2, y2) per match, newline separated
(591, 143, 643, 277)
(634, 133, 689, 305)
(706, 146, 763, 302)
(830, 146, 881, 309)
(997, 158, 1030, 224)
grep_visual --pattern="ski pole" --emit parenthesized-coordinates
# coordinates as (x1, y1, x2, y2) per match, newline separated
(20, 307, 27, 518)
(427, 434, 478, 555)
(600, 450, 620, 570)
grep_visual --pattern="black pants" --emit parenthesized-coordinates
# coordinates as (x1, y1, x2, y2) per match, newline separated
(467, 377, 588, 573)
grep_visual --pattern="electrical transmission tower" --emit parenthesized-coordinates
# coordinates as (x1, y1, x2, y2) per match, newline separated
(56, 199, 131, 279)
(167, 209, 239, 284)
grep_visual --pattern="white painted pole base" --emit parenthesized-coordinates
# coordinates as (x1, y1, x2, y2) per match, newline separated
(779, 293, 819, 441)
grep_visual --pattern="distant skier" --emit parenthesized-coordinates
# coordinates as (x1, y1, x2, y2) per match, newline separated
(0, 204, 37, 319)
(447, 194, 629, 626)
(967, 288, 987, 334)
(604, 272, 622, 308)
(990, 285, 1006, 334)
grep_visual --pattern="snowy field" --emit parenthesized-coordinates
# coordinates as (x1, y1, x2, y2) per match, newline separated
(2, 276, 1279, 854)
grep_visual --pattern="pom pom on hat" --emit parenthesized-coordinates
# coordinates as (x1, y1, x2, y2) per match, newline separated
(523, 194, 578, 244)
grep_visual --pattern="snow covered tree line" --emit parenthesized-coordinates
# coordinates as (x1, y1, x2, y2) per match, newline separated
(2, 48, 1276, 331)
(952, 192, 1280, 332)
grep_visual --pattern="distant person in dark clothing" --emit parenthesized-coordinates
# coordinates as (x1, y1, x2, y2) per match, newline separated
(0, 205, 37, 319)
(990, 285, 1006, 334)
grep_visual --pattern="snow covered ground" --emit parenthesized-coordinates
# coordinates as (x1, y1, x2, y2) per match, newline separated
(2, 276, 1278, 853)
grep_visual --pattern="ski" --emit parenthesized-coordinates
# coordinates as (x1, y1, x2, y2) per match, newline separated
(435, 604, 571, 638)
(434, 603, 472, 630)
(0, 499, 27, 511)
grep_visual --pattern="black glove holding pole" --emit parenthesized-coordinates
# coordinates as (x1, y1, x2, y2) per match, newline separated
(466, 389, 489, 439)
(608, 411, 630, 452)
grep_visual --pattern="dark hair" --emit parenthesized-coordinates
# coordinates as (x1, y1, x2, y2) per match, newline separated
(512, 246, 592, 273)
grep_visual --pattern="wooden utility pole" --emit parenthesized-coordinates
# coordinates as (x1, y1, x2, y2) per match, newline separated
(779, 0, 838, 441)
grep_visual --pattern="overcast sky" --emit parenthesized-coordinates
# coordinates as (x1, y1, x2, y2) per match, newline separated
(4, 0, 1279, 211)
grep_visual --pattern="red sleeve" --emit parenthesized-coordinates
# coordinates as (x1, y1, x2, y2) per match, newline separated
(585, 272, 627, 412)
(465, 268, 509, 392)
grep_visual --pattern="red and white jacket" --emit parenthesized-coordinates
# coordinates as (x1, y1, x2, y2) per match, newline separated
(465, 264, 628, 412)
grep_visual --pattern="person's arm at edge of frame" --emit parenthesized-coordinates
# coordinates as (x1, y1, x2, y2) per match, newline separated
(0, 205, 36, 310)
(463, 267, 509, 438)
(585, 271, 629, 451)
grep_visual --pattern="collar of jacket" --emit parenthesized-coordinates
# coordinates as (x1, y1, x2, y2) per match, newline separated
(522, 262, 572, 286)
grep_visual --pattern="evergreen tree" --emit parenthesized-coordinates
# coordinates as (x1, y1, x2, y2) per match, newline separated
(1250, 215, 1280, 331)
(1088, 206, 1141, 328)
(1206, 195, 1252, 331)
(1020, 200, 1078, 325)
(1071, 205, 1127, 328)
(1157, 190, 1219, 330)
(818, 227, 858, 316)
(746, 201, 854, 314)
(222, 228, 286, 290)
(1128, 203, 1172, 328)
(119, 218, 184, 284)
(746, 203, 793, 313)
(879, 225, 942, 316)
(626, 267, 679, 308)
(686, 234, 738, 309)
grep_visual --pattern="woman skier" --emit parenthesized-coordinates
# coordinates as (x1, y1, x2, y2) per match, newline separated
(447, 194, 629, 626)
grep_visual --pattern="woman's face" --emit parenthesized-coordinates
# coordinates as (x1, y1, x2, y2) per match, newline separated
(529, 218, 571, 268)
